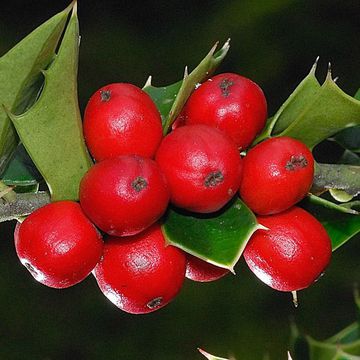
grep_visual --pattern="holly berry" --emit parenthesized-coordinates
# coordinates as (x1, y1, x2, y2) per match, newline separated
(79, 155, 170, 237)
(156, 124, 243, 213)
(185, 254, 230, 282)
(83, 83, 163, 161)
(93, 224, 186, 314)
(183, 72, 267, 150)
(239, 136, 314, 215)
(14, 201, 103, 289)
(244, 207, 332, 292)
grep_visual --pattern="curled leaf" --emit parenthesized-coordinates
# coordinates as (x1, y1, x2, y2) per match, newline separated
(0, 3, 71, 174)
(8, 5, 92, 201)
(329, 189, 354, 203)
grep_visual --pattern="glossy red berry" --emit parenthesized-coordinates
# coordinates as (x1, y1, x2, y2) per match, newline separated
(239, 136, 314, 215)
(79, 155, 170, 236)
(14, 201, 103, 289)
(93, 224, 186, 314)
(156, 124, 243, 213)
(244, 207, 332, 292)
(83, 83, 163, 161)
(185, 254, 229, 282)
(184, 72, 267, 150)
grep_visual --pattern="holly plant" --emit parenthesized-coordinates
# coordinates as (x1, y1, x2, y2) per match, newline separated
(0, 1, 360, 358)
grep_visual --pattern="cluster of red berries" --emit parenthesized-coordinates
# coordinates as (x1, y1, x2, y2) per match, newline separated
(14, 72, 332, 314)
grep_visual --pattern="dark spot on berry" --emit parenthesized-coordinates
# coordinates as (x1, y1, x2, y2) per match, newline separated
(285, 155, 308, 171)
(219, 78, 234, 97)
(132, 176, 148, 192)
(100, 90, 111, 102)
(147, 297, 163, 309)
(204, 171, 224, 187)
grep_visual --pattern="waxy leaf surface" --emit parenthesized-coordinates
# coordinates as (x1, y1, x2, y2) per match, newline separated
(1, 144, 41, 187)
(278, 73, 360, 149)
(254, 65, 360, 150)
(162, 198, 260, 271)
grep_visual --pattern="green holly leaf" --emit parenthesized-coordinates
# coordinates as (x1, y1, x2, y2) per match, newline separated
(143, 39, 230, 134)
(333, 126, 360, 153)
(301, 198, 360, 251)
(0, 3, 71, 175)
(1, 144, 42, 187)
(254, 65, 360, 150)
(162, 198, 261, 271)
(326, 323, 360, 345)
(307, 194, 358, 215)
(332, 89, 360, 153)
(7, 4, 92, 201)
(143, 80, 182, 127)
(323, 211, 360, 252)
(278, 71, 360, 149)
(290, 299, 360, 360)
(254, 59, 321, 145)
(308, 337, 360, 360)
(329, 189, 354, 203)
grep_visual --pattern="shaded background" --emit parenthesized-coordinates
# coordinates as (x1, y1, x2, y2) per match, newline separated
(1, 1, 360, 359)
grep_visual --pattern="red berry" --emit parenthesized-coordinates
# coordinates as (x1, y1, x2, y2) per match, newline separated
(79, 155, 170, 236)
(156, 124, 243, 213)
(239, 136, 314, 215)
(83, 83, 163, 161)
(244, 207, 332, 292)
(93, 224, 186, 314)
(14, 201, 103, 289)
(185, 254, 229, 282)
(184, 73, 267, 150)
